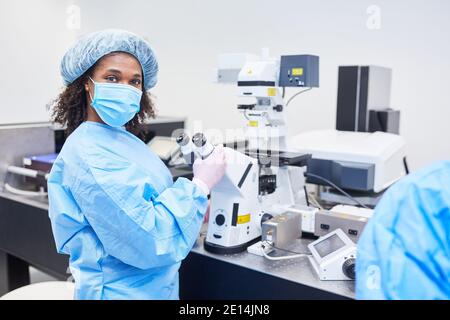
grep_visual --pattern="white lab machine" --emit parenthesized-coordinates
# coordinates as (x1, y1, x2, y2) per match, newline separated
(204, 146, 263, 253)
(307, 229, 357, 281)
(189, 51, 319, 253)
(289, 129, 406, 207)
(314, 207, 373, 242)
(217, 51, 319, 152)
(178, 132, 310, 254)
(290, 129, 406, 193)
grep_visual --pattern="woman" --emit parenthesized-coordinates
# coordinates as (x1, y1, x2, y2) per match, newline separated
(48, 29, 226, 300)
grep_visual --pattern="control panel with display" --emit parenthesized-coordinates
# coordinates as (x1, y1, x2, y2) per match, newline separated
(278, 54, 319, 88)
(307, 229, 357, 281)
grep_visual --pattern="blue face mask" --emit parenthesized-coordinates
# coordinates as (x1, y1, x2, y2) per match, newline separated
(88, 77, 143, 127)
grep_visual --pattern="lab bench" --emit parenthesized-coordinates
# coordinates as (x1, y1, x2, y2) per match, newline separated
(0, 190, 354, 300)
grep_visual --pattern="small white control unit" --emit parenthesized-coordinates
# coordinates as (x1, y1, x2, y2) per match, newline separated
(307, 229, 356, 281)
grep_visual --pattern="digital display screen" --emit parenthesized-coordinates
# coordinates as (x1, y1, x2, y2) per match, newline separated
(291, 68, 303, 76)
(314, 234, 346, 258)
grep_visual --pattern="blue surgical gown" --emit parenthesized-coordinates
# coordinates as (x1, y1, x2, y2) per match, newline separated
(356, 161, 450, 299)
(47, 121, 208, 300)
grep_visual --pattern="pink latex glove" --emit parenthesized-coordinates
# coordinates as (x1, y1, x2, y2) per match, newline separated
(192, 145, 226, 193)
(204, 201, 211, 223)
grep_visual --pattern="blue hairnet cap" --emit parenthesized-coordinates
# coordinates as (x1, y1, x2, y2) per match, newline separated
(61, 29, 158, 90)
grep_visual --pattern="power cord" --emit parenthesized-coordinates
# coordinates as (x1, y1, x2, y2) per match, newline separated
(304, 172, 370, 209)
(303, 185, 310, 206)
(272, 245, 310, 256)
(306, 191, 324, 210)
(285, 88, 313, 107)
(261, 241, 311, 261)
(403, 156, 410, 175)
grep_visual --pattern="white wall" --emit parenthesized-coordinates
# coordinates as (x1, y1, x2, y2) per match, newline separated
(0, 1, 76, 123)
(1, 0, 449, 170)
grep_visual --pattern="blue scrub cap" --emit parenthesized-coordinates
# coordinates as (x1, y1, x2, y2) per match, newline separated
(60, 29, 158, 90)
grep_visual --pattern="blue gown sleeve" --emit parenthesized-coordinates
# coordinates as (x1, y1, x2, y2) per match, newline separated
(48, 160, 89, 255)
(356, 161, 450, 300)
(71, 160, 208, 270)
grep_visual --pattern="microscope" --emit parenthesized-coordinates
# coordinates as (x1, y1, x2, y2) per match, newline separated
(178, 52, 319, 254)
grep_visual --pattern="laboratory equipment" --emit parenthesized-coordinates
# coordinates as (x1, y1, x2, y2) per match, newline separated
(204, 146, 261, 253)
(284, 204, 318, 234)
(176, 132, 196, 165)
(0, 123, 56, 196)
(192, 133, 215, 158)
(314, 205, 373, 242)
(211, 146, 310, 253)
(197, 50, 319, 253)
(308, 229, 356, 281)
(261, 211, 302, 250)
(368, 108, 400, 134)
(278, 55, 319, 88)
(216, 51, 318, 209)
(217, 51, 319, 151)
(290, 129, 407, 207)
(22, 153, 58, 191)
(216, 53, 259, 83)
(336, 65, 400, 134)
(178, 133, 310, 254)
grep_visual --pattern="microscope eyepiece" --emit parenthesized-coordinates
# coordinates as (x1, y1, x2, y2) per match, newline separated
(192, 133, 207, 147)
(176, 133, 190, 146)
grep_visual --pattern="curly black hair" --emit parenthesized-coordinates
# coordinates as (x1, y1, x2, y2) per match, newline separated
(50, 63, 156, 140)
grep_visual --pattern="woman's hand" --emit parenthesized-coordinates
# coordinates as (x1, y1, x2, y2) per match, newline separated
(192, 145, 227, 192)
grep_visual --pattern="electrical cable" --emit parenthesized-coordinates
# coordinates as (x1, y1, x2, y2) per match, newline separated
(262, 248, 310, 261)
(304, 185, 310, 207)
(308, 193, 324, 210)
(403, 156, 410, 175)
(260, 241, 310, 261)
(285, 88, 312, 107)
(243, 110, 250, 121)
(272, 245, 310, 256)
(304, 172, 370, 209)
(307, 194, 319, 208)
